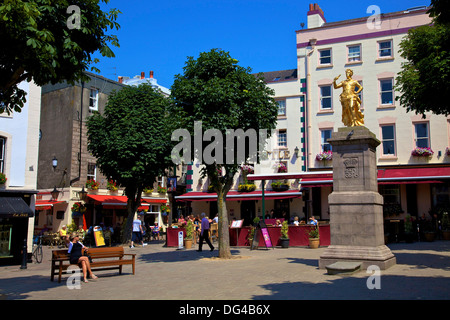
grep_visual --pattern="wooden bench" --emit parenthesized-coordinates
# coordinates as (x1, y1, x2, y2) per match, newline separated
(51, 246, 136, 283)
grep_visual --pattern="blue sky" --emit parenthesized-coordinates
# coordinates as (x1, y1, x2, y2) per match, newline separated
(93, 0, 431, 88)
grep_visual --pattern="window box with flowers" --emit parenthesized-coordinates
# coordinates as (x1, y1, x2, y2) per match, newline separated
(273, 162, 287, 173)
(238, 183, 256, 192)
(86, 179, 99, 190)
(0, 173, 6, 188)
(271, 180, 289, 191)
(157, 186, 167, 194)
(107, 180, 118, 192)
(316, 151, 332, 161)
(143, 187, 154, 194)
(411, 147, 434, 157)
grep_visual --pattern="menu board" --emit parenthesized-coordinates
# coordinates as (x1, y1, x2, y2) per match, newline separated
(231, 220, 243, 228)
(93, 226, 105, 247)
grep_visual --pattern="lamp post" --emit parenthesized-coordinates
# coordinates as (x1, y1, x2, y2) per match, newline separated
(78, 186, 88, 201)
(51, 186, 60, 200)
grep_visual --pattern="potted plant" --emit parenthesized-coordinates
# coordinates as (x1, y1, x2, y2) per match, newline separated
(271, 180, 289, 191)
(280, 220, 289, 248)
(422, 221, 436, 242)
(442, 212, 450, 240)
(307, 225, 320, 249)
(184, 219, 194, 249)
(403, 214, 415, 243)
(157, 186, 167, 194)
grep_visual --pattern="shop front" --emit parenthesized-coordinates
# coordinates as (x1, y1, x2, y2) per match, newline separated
(0, 191, 36, 265)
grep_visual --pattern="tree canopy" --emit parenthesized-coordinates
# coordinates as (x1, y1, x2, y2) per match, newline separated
(170, 49, 278, 258)
(395, 0, 450, 116)
(0, 0, 120, 114)
(87, 83, 174, 242)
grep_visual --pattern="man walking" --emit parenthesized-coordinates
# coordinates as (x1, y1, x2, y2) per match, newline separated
(197, 212, 214, 252)
(130, 215, 147, 248)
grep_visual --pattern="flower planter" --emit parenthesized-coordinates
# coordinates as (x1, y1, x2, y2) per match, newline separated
(423, 232, 436, 242)
(280, 238, 289, 248)
(309, 238, 320, 249)
(442, 230, 450, 240)
(184, 238, 193, 249)
(272, 185, 289, 192)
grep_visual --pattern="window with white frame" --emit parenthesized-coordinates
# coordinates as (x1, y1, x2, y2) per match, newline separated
(347, 45, 361, 62)
(87, 162, 96, 181)
(157, 176, 165, 188)
(89, 88, 99, 111)
(277, 100, 286, 116)
(278, 129, 287, 147)
(381, 125, 396, 156)
(0, 137, 5, 173)
(380, 79, 394, 105)
(320, 129, 332, 152)
(320, 85, 332, 110)
(378, 40, 393, 58)
(319, 49, 332, 65)
(414, 122, 430, 148)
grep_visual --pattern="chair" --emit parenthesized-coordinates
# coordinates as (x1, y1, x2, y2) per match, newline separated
(209, 223, 218, 242)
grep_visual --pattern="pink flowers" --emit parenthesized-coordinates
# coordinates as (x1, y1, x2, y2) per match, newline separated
(411, 147, 434, 157)
(316, 151, 332, 161)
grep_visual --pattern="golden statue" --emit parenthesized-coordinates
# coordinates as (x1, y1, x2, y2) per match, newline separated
(333, 69, 364, 127)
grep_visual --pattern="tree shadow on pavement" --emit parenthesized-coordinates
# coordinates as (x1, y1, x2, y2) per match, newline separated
(138, 249, 242, 263)
(0, 275, 60, 300)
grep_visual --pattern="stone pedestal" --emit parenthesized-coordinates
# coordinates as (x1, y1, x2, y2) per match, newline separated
(319, 127, 396, 270)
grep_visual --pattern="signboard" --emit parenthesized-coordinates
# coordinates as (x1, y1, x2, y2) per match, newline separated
(251, 221, 273, 250)
(230, 220, 243, 228)
(177, 231, 184, 250)
(168, 177, 177, 192)
(93, 226, 105, 247)
(261, 227, 272, 248)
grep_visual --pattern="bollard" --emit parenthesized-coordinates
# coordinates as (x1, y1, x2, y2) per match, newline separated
(20, 238, 27, 269)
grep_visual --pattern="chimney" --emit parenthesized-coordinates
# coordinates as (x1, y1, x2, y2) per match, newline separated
(141, 72, 145, 79)
(150, 71, 154, 79)
(118, 76, 123, 84)
(307, 3, 326, 29)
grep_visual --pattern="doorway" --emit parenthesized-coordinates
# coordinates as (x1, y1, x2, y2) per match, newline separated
(240, 200, 256, 226)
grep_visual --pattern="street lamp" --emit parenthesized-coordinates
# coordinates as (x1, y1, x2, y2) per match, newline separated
(78, 186, 88, 201)
(52, 156, 58, 170)
(294, 146, 299, 157)
(51, 186, 60, 200)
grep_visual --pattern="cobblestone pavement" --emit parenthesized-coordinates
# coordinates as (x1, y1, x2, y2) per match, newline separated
(0, 240, 449, 301)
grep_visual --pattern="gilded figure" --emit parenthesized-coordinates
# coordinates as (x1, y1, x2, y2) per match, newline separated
(333, 69, 364, 127)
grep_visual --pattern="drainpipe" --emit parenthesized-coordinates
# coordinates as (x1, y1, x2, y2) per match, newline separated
(70, 81, 84, 186)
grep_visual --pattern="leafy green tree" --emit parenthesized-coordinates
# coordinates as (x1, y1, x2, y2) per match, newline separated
(0, 0, 120, 114)
(395, 1, 450, 116)
(87, 84, 174, 243)
(170, 49, 278, 259)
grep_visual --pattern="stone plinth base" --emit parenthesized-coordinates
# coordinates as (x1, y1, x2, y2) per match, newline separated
(319, 245, 397, 270)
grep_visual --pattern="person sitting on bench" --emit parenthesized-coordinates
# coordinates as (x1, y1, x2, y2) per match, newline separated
(68, 232, 98, 283)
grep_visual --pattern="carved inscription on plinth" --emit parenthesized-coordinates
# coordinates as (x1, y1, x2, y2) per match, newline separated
(344, 157, 358, 179)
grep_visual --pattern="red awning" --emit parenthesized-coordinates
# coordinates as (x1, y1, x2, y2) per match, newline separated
(175, 190, 302, 202)
(86, 195, 166, 209)
(298, 166, 450, 187)
(35, 200, 66, 211)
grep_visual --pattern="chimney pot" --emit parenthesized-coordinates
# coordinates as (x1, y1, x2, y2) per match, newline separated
(141, 72, 145, 79)
(118, 76, 123, 83)
(150, 71, 154, 79)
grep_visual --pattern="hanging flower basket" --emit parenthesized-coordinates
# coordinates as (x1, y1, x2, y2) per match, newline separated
(316, 151, 332, 161)
(241, 164, 254, 174)
(411, 147, 434, 157)
(71, 202, 86, 215)
(273, 162, 287, 173)
(160, 204, 170, 216)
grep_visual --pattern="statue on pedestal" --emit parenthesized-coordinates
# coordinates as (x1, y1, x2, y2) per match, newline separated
(333, 69, 364, 127)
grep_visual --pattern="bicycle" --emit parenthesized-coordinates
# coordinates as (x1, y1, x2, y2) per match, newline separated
(32, 235, 43, 263)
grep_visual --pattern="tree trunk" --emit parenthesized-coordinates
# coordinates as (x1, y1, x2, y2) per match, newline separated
(217, 188, 233, 259)
(122, 187, 142, 244)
